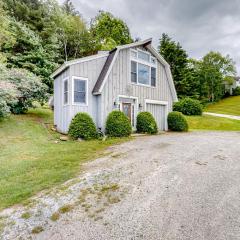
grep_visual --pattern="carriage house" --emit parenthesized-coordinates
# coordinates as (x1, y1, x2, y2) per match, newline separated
(51, 39, 178, 134)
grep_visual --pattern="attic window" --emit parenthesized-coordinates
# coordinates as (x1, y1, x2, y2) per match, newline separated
(138, 50, 150, 62)
(130, 49, 157, 87)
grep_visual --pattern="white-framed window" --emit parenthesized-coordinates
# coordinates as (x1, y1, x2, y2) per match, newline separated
(72, 77, 88, 105)
(63, 77, 69, 105)
(130, 49, 157, 87)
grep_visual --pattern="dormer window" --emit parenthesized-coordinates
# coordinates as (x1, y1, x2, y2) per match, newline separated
(130, 49, 157, 87)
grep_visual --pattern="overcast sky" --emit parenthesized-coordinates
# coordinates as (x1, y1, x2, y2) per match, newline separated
(59, 0, 240, 74)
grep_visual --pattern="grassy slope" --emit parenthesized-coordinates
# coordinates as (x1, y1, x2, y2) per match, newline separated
(205, 96, 240, 116)
(0, 108, 128, 210)
(186, 115, 240, 131)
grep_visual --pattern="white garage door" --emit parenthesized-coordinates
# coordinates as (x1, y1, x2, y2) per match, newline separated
(146, 103, 167, 131)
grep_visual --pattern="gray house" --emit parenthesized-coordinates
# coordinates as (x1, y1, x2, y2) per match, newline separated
(225, 76, 240, 95)
(51, 39, 178, 134)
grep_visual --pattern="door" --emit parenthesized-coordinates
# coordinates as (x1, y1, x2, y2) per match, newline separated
(122, 103, 132, 123)
(146, 103, 166, 131)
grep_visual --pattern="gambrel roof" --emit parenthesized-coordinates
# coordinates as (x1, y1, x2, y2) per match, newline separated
(92, 38, 177, 101)
(51, 39, 178, 101)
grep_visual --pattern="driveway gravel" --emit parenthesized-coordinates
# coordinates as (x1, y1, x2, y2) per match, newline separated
(1, 131, 240, 240)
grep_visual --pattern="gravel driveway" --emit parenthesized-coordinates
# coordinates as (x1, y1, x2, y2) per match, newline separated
(1, 131, 240, 240)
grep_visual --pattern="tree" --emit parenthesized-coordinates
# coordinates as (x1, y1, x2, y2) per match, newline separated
(0, 63, 47, 115)
(90, 11, 133, 50)
(55, 10, 88, 61)
(2, 20, 57, 91)
(0, 2, 15, 62)
(198, 52, 236, 101)
(158, 33, 189, 97)
(62, 0, 79, 16)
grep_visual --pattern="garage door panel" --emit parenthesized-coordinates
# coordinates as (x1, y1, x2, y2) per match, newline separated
(146, 103, 166, 131)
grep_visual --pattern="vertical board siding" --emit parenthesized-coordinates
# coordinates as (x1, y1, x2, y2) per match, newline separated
(54, 56, 107, 133)
(100, 48, 174, 130)
(54, 68, 70, 133)
(69, 56, 107, 129)
(146, 103, 166, 131)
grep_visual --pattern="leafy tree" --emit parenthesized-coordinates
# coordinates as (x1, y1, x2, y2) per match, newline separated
(158, 33, 189, 96)
(198, 52, 236, 101)
(55, 10, 89, 61)
(90, 11, 133, 50)
(62, 0, 79, 16)
(0, 2, 15, 62)
(2, 21, 57, 91)
(0, 63, 47, 115)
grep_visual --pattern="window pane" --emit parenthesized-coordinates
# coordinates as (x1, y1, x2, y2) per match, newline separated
(131, 61, 137, 83)
(151, 67, 156, 86)
(131, 73, 137, 83)
(74, 79, 86, 103)
(64, 80, 68, 92)
(64, 92, 68, 104)
(131, 50, 137, 58)
(74, 91, 86, 103)
(138, 63, 150, 85)
(74, 79, 85, 92)
(138, 51, 150, 62)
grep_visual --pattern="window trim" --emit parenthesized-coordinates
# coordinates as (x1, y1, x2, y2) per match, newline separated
(63, 77, 69, 106)
(130, 48, 157, 88)
(72, 76, 88, 106)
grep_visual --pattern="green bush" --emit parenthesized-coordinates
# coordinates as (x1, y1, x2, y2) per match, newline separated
(232, 87, 240, 96)
(173, 98, 202, 116)
(167, 111, 188, 132)
(136, 112, 158, 134)
(105, 111, 132, 137)
(68, 113, 97, 140)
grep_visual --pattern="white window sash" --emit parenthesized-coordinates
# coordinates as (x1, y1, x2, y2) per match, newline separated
(72, 76, 88, 106)
(63, 77, 69, 105)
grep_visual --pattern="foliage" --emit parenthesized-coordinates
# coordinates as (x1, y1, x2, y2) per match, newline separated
(136, 112, 158, 134)
(232, 87, 240, 96)
(68, 112, 97, 140)
(105, 111, 132, 137)
(90, 11, 133, 50)
(158, 34, 237, 102)
(173, 98, 202, 116)
(0, 107, 129, 209)
(167, 111, 188, 132)
(0, 63, 47, 114)
(158, 33, 189, 97)
(197, 52, 236, 102)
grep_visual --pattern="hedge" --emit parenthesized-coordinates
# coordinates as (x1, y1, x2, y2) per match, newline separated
(136, 111, 158, 134)
(68, 112, 97, 140)
(167, 111, 188, 132)
(173, 98, 202, 116)
(105, 111, 132, 137)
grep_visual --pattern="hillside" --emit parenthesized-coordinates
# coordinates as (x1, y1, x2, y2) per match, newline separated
(205, 96, 240, 116)
(0, 108, 127, 210)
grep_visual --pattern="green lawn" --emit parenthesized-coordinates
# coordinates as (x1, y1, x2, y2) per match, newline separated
(205, 96, 240, 116)
(186, 115, 240, 131)
(0, 108, 129, 210)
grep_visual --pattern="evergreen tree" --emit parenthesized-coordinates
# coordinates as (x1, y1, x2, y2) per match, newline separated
(158, 33, 189, 97)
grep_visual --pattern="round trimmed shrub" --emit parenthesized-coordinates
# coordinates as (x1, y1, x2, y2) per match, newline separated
(68, 113, 97, 140)
(136, 112, 158, 134)
(173, 98, 202, 116)
(105, 111, 132, 137)
(167, 111, 188, 132)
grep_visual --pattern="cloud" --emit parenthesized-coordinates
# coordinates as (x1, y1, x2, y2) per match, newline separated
(59, 0, 240, 73)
